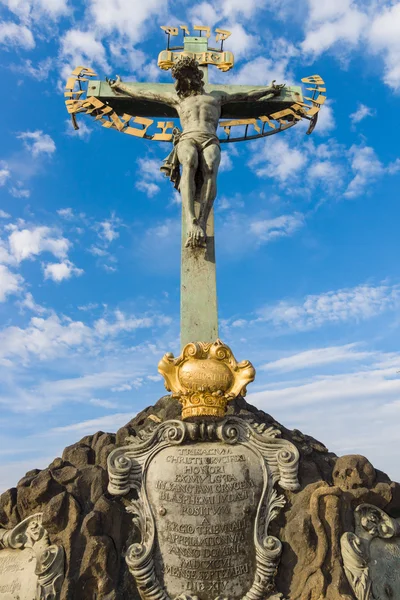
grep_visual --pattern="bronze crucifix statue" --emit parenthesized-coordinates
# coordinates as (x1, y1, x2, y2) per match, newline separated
(108, 57, 284, 248)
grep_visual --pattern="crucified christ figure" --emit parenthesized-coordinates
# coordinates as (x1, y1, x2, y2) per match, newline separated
(109, 57, 284, 248)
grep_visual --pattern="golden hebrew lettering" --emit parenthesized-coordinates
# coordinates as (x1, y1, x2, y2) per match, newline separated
(220, 119, 261, 135)
(180, 25, 190, 35)
(152, 121, 174, 141)
(301, 75, 325, 85)
(305, 86, 326, 93)
(193, 25, 211, 38)
(215, 29, 232, 42)
(304, 94, 326, 105)
(124, 117, 154, 138)
(269, 108, 302, 123)
(258, 115, 276, 130)
(160, 26, 179, 36)
(64, 65, 326, 145)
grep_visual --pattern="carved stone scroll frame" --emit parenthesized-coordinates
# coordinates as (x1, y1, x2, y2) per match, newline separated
(0, 513, 65, 599)
(107, 417, 300, 600)
(340, 503, 400, 600)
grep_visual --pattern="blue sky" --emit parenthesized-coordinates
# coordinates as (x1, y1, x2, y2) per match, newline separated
(1, 0, 400, 492)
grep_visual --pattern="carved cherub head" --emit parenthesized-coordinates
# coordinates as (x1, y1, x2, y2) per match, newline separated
(171, 56, 204, 98)
(333, 454, 376, 490)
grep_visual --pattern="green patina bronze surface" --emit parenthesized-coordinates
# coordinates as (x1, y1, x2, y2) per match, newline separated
(87, 80, 303, 119)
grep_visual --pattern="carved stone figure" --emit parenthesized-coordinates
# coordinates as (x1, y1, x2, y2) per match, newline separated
(290, 455, 394, 600)
(108, 57, 284, 248)
(0, 513, 64, 599)
(341, 503, 400, 600)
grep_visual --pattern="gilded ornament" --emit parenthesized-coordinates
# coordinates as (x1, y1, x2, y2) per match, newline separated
(158, 339, 255, 419)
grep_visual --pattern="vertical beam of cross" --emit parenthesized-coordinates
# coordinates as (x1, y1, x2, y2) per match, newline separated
(180, 34, 218, 349)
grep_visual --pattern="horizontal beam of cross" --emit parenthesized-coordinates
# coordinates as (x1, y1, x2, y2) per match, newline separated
(86, 81, 303, 119)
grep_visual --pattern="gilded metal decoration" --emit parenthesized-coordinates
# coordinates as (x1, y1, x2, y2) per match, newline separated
(107, 417, 300, 600)
(158, 340, 255, 419)
(0, 513, 65, 599)
(65, 70, 326, 144)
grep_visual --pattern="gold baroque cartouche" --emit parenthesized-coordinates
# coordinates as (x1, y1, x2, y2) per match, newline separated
(158, 340, 255, 419)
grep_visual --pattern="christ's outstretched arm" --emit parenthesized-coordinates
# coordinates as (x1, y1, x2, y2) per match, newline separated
(218, 81, 285, 104)
(107, 75, 178, 107)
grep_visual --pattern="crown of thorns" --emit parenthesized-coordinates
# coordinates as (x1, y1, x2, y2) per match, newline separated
(171, 56, 204, 81)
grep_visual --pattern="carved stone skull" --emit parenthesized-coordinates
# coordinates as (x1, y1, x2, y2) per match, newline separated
(332, 454, 376, 491)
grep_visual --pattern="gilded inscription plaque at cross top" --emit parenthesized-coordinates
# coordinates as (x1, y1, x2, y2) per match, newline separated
(65, 23, 326, 600)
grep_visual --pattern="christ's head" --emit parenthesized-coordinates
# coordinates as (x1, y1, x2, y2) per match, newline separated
(171, 56, 204, 99)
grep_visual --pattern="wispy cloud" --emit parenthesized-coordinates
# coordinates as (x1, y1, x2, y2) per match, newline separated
(261, 343, 374, 373)
(350, 103, 375, 124)
(257, 282, 400, 331)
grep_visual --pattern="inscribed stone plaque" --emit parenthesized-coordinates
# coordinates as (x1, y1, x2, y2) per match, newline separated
(0, 548, 37, 600)
(107, 417, 300, 600)
(146, 442, 264, 599)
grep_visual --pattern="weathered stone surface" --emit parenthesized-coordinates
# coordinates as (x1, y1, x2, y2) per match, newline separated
(0, 395, 399, 600)
(0, 547, 37, 599)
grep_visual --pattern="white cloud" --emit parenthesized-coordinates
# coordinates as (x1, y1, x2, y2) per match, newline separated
(9, 186, 30, 198)
(136, 180, 160, 197)
(60, 28, 109, 73)
(220, 0, 269, 19)
(0, 165, 11, 186)
(250, 212, 304, 242)
(308, 160, 341, 185)
(0, 314, 92, 361)
(18, 292, 47, 314)
(0, 264, 23, 302)
(301, 1, 367, 56)
(94, 309, 171, 337)
(314, 102, 335, 135)
(0, 307, 171, 364)
(43, 260, 84, 282)
(368, 3, 400, 90)
(1, 0, 69, 22)
(219, 149, 233, 172)
(87, 0, 167, 41)
(350, 103, 375, 124)
(8, 225, 70, 263)
(188, 2, 220, 27)
(17, 130, 56, 157)
(65, 118, 92, 140)
(229, 55, 291, 86)
(57, 207, 74, 219)
(49, 412, 134, 435)
(11, 58, 51, 80)
(249, 137, 307, 183)
(0, 210, 10, 218)
(261, 343, 373, 373)
(136, 157, 164, 197)
(97, 215, 120, 243)
(221, 23, 258, 60)
(258, 282, 400, 330)
(344, 144, 383, 198)
(0, 21, 35, 49)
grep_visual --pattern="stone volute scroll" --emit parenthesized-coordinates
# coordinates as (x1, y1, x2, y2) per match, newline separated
(0, 513, 64, 599)
(108, 409, 300, 600)
(340, 503, 400, 600)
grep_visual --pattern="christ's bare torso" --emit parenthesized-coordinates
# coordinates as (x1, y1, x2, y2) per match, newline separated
(177, 93, 221, 134)
(108, 73, 283, 248)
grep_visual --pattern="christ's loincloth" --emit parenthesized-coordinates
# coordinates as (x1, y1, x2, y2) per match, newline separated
(160, 130, 220, 193)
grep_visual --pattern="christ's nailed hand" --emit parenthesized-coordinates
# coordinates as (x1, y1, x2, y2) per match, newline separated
(106, 75, 121, 89)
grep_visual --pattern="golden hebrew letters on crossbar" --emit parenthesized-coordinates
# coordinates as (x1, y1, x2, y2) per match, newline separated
(65, 68, 326, 143)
